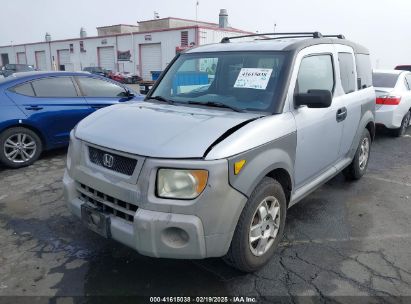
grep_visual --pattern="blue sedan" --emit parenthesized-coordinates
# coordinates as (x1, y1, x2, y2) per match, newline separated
(0, 71, 144, 168)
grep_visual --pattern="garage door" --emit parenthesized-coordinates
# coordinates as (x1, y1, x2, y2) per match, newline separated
(35, 51, 47, 70)
(17, 52, 26, 64)
(98, 47, 115, 72)
(58, 49, 72, 71)
(141, 44, 162, 81)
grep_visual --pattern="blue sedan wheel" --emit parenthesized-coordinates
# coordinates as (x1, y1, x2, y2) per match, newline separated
(0, 127, 42, 168)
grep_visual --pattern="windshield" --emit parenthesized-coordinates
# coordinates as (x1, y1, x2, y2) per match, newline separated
(150, 51, 288, 113)
(372, 73, 399, 88)
(84, 67, 103, 72)
(17, 65, 34, 71)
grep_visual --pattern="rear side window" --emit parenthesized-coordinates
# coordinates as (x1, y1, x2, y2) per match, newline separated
(31, 77, 78, 97)
(296, 54, 334, 94)
(10, 83, 35, 96)
(404, 78, 410, 91)
(338, 53, 356, 93)
(405, 74, 411, 91)
(372, 73, 399, 88)
(355, 54, 372, 89)
(77, 77, 126, 97)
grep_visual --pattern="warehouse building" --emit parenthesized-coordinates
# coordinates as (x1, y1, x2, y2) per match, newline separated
(0, 10, 251, 80)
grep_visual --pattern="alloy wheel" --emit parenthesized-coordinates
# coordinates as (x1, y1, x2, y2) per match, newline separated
(401, 113, 410, 135)
(249, 196, 281, 257)
(3, 133, 37, 164)
(358, 137, 370, 170)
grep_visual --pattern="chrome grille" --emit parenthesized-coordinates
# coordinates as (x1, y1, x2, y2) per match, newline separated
(77, 183, 137, 222)
(88, 146, 137, 176)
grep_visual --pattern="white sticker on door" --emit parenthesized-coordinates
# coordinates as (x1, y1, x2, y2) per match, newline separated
(233, 68, 273, 90)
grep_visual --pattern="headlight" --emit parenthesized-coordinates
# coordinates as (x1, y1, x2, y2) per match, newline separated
(156, 169, 208, 199)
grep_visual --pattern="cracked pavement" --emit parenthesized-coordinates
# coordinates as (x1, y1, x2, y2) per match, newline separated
(0, 129, 411, 302)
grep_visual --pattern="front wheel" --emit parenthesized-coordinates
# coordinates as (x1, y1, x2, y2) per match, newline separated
(392, 111, 410, 137)
(0, 127, 42, 168)
(343, 129, 371, 180)
(224, 177, 287, 272)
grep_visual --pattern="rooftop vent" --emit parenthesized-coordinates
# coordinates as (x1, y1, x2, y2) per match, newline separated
(80, 27, 87, 38)
(219, 9, 228, 28)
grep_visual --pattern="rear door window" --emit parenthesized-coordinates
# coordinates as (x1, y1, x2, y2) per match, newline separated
(10, 83, 35, 96)
(296, 54, 334, 94)
(31, 77, 78, 97)
(355, 54, 372, 89)
(338, 53, 356, 93)
(372, 73, 399, 88)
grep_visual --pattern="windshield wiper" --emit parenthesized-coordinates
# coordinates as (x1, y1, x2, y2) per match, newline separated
(149, 95, 175, 105)
(187, 101, 245, 113)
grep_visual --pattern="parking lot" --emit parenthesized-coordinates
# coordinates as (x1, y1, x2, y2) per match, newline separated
(0, 128, 411, 301)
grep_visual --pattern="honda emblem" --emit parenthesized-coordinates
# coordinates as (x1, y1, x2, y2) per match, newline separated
(103, 153, 114, 168)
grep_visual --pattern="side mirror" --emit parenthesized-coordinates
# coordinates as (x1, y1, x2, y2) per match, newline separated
(294, 89, 332, 108)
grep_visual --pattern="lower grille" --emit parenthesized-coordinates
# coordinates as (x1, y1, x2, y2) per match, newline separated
(77, 183, 137, 222)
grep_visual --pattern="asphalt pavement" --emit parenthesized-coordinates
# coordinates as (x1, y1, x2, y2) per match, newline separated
(0, 128, 410, 303)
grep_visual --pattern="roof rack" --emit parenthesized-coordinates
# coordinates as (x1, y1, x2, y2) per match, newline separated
(221, 32, 324, 43)
(220, 32, 346, 43)
(256, 35, 315, 41)
(322, 34, 346, 39)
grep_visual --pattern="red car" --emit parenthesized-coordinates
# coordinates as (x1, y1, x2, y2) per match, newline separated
(109, 71, 142, 84)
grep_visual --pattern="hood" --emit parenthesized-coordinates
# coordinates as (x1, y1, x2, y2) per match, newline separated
(75, 102, 261, 158)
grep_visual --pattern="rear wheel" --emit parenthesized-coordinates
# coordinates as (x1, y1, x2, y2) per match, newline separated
(343, 129, 371, 180)
(0, 127, 42, 168)
(392, 111, 410, 137)
(224, 177, 286, 272)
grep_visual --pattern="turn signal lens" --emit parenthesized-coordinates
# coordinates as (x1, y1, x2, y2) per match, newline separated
(234, 160, 246, 175)
(191, 170, 209, 194)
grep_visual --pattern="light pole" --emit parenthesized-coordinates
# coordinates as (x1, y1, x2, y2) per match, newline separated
(196, 1, 199, 23)
(11, 41, 16, 63)
(126, 29, 136, 74)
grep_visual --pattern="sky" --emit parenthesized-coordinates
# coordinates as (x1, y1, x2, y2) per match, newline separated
(0, 0, 410, 68)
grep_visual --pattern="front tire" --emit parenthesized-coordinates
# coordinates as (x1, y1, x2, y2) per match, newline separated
(224, 177, 287, 272)
(392, 111, 410, 137)
(343, 129, 371, 180)
(0, 127, 42, 168)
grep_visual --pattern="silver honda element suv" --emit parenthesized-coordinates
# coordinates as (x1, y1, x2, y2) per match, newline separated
(64, 32, 375, 272)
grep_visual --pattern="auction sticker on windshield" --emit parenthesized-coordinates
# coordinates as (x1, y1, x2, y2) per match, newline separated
(234, 68, 273, 90)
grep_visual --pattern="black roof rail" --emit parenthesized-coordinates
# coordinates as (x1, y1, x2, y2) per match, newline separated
(322, 34, 346, 39)
(256, 35, 314, 41)
(221, 32, 323, 43)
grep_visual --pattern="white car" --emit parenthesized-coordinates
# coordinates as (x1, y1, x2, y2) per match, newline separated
(373, 70, 411, 136)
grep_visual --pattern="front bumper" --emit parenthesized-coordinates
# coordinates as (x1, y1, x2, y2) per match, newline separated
(63, 138, 247, 259)
(64, 171, 208, 258)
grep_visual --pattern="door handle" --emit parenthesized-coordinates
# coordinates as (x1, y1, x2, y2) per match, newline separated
(336, 107, 347, 122)
(91, 105, 105, 109)
(25, 105, 43, 111)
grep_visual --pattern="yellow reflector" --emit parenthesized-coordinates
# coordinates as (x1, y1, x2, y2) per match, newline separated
(234, 160, 246, 175)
